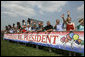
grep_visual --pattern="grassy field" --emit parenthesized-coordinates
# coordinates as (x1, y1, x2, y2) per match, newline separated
(1, 38, 81, 56)
(1, 39, 64, 56)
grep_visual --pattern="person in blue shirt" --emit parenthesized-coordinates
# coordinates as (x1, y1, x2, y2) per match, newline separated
(54, 19, 64, 31)
(77, 19, 84, 31)
(36, 22, 43, 32)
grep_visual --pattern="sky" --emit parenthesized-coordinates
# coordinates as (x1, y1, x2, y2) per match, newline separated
(1, 1, 84, 30)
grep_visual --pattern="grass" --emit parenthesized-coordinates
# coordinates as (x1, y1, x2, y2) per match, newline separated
(1, 38, 63, 56)
(1, 38, 81, 56)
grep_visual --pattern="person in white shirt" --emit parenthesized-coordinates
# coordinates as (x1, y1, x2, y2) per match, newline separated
(25, 24, 32, 33)
(31, 22, 37, 32)
(54, 19, 64, 31)
(8, 25, 14, 33)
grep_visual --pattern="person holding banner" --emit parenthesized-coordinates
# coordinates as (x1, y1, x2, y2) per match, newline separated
(44, 21, 53, 32)
(43, 21, 53, 52)
(36, 22, 43, 32)
(22, 27, 26, 33)
(54, 19, 64, 31)
(61, 11, 75, 31)
(25, 24, 32, 33)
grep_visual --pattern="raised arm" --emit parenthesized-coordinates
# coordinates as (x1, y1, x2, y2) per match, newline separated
(61, 14, 67, 24)
(46, 29, 53, 32)
(67, 11, 70, 17)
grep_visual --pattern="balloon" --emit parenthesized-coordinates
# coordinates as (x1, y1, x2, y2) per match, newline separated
(65, 38, 69, 43)
(78, 39, 82, 43)
(66, 34, 71, 41)
(75, 39, 82, 45)
(69, 32, 74, 39)
(75, 40, 80, 45)
(73, 34, 79, 40)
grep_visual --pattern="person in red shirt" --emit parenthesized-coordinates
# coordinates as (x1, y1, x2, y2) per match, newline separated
(22, 26, 26, 33)
(61, 11, 75, 31)
(22, 28, 26, 33)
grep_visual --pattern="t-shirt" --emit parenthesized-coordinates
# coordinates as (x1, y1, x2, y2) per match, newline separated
(22, 29, 26, 33)
(36, 26, 43, 30)
(56, 23, 64, 31)
(31, 27, 37, 31)
(22, 22, 26, 26)
(25, 27, 31, 31)
(17, 25, 22, 29)
(44, 25, 53, 30)
(77, 25, 84, 31)
(9, 29, 14, 33)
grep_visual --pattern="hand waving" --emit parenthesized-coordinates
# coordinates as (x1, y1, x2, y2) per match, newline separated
(61, 14, 64, 18)
(67, 10, 70, 15)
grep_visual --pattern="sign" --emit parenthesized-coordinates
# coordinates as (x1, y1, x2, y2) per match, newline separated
(4, 31, 84, 53)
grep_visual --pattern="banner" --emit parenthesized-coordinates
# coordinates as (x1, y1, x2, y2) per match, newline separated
(4, 31, 84, 53)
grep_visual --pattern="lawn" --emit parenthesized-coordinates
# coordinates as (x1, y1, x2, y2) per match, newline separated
(1, 39, 63, 56)
(1, 38, 81, 56)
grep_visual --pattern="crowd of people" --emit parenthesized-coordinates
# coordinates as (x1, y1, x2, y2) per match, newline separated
(4, 11, 84, 34)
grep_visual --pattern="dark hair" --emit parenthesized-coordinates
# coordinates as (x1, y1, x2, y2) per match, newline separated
(5, 26, 8, 30)
(17, 22, 21, 29)
(27, 18, 31, 24)
(13, 23, 15, 27)
(66, 17, 71, 22)
(8, 25, 12, 30)
(17, 22, 20, 26)
(22, 20, 25, 23)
